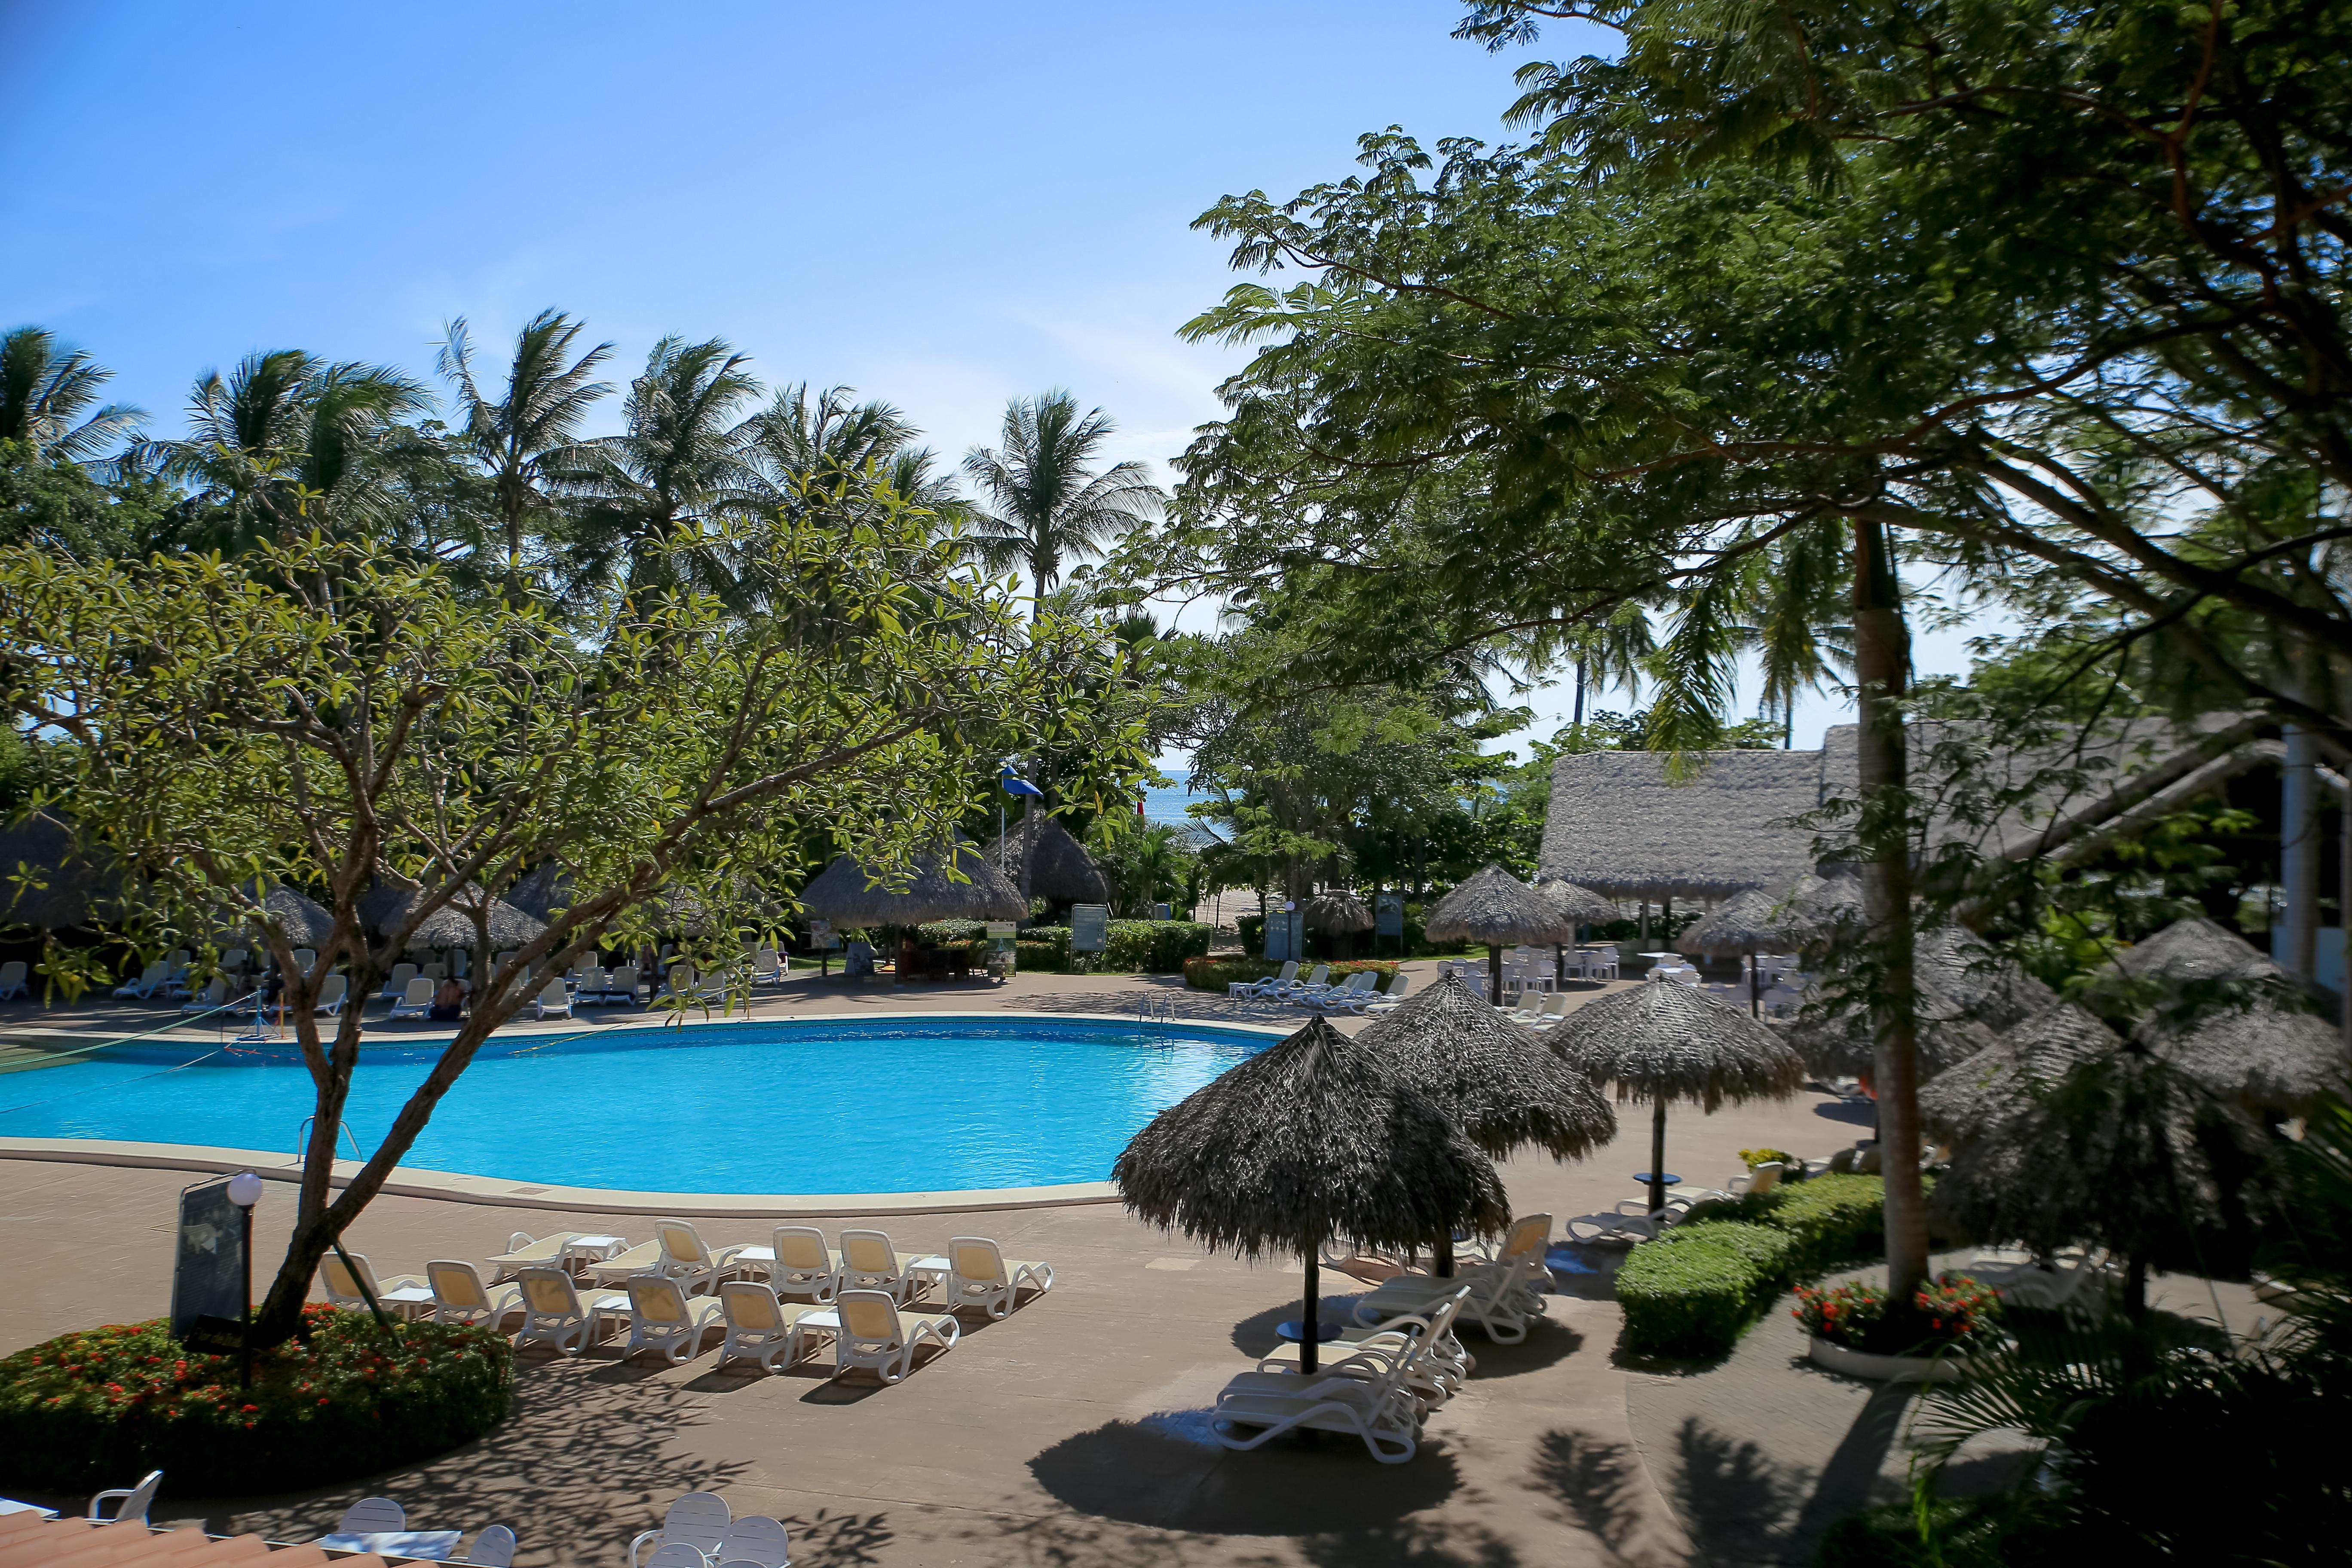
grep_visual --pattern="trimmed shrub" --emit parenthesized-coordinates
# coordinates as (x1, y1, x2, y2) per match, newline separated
(916, 919, 986, 944)
(0, 1305, 512, 1495)
(1616, 1222, 1800, 1359)
(1181, 956, 1400, 992)
(1022, 926, 1073, 971)
(1102, 920, 1213, 973)
(1693, 1173, 1893, 1272)
(1013, 940, 1061, 972)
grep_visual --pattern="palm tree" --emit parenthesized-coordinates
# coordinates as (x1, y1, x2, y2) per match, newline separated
(560, 337, 765, 606)
(0, 327, 144, 463)
(150, 349, 429, 548)
(962, 391, 1164, 612)
(749, 383, 970, 533)
(437, 309, 612, 603)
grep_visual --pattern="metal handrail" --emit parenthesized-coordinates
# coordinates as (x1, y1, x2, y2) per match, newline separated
(292, 1116, 364, 1164)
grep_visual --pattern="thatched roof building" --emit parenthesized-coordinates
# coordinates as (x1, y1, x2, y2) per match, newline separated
(984, 814, 1111, 906)
(1301, 891, 1373, 933)
(1539, 714, 2273, 900)
(0, 811, 122, 930)
(1113, 1014, 1509, 1259)
(239, 883, 335, 949)
(797, 835, 1025, 927)
(1354, 972, 1616, 1161)
(360, 880, 548, 952)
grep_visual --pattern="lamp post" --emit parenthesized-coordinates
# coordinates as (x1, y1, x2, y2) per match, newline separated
(225, 1170, 262, 1389)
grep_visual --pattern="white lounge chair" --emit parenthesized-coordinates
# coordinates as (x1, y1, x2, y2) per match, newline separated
(1210, 1331, 1424, 1463)
(617, 1275, 728, 1363)
(735, 1225, 837, 1302)
(532, 977, 574, 1020)
(1257, 1286, 1474, 1411)
(180, 977, 229, 1014)
(426, 1259, 524, 1330)
(375, 962, 419, 1003)
(1234, 960, 1299, 1001)
(1363, 972, 1414, 1012)
(1727, 1161, 1786, 1197)
(938, 1237, 1053, 1319)
(0, 959, 25, 1000)
(338, 1497, 407, 1534)
(292, 948, 317, 976)
(629, 1492, 732, 1568)
(643, 1547, 713, 1568)
(512, 1266, 628, 1355)
(386, 976, 435, 1020)
(1307, 971, 1378, 1012)
(319, 1251, 434, 1318)
(829, 1288, 959, 1383)
(1354, 1214, 1554, 1343)
(88, 1469, 162, 1526)
(836, 1228, 917, 1305)
(751, 949, 785, 987)
(711, 1516, 792, 1568)
(1285, 964, 1332, 1000)
(113, 960, 168, 1000)
(653, 1218, 752, 1292)
(583, 1238, 668, 1286)
(484, 1230, 586, 1280)
(600, 964, 641, 1003)
(468, 1525, 518, 1568)
(312, 974, 350, 1016)
(715, 1280, 827, 1373)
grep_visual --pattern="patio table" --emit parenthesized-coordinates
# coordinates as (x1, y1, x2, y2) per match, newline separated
(561, 1234, 627, 1271)
(905, 1254, 952, 1296)
(319, 1528, 462, 1560)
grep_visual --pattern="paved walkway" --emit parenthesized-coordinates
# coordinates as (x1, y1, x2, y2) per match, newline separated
(0, 965, 1924, 1568)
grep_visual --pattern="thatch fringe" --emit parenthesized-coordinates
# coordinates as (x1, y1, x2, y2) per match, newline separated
(1425, 864, 1575, 946)
(1545, 980, 1806, 1112)
(797, 834, 1026, 926)
(1355, 972, 1617, 1159)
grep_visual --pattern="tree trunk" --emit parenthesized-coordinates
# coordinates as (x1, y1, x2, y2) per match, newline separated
(1852, 515, 1929, 1305)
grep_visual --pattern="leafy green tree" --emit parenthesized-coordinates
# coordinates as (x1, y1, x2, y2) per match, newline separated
(436, 309, 613, 603)
(0, 328, 143, 464)
(0, 440, 190, 558)
(0, 475, 1147, 1345)
(964, 391, 1164, 612)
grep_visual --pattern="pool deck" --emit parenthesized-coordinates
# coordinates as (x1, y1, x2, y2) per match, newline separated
(0, 963, 1888, 1567)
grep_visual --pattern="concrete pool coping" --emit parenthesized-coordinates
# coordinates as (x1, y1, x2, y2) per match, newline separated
(0, 1008, 1292, 1216)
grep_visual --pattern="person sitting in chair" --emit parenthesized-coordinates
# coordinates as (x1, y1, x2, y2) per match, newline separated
(427, 976, 466, 1022)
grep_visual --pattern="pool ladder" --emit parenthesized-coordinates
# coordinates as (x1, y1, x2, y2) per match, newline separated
(1136, 993, 1177, 1041)
(290, 1117, 365, 1166)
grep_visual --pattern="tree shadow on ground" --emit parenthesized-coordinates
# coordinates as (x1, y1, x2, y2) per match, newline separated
(1813, 1100, 1878, 1127)
(1026, 1415, 1464, 1534)
(1526, 1429, 1657, 1566)
(1669, 1415, 1817, 1563)
(1458, 1316, 1582, 1378)
(773, 1508, 894, 1567)
(1544, 1243, 1625, 1302)
(181, 1350, 758, 1562)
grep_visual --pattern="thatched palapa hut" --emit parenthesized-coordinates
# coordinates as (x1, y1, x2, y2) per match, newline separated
(984, 814, 1110, 910)
(798, 835, 1025, 928)
(1785, 926, 2055, 1077)
(360, 880, 548, 956)
(1114, 1015, 1508, 1372)
(1675, 887, 1815, 1014)
(1425, 864, 1575, 1005)
(1302, 891, 1372, 959)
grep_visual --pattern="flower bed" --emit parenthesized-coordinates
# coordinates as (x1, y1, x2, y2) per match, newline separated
(1795, 1273, 2002, 1379)
(0, 1305, 513, 1495)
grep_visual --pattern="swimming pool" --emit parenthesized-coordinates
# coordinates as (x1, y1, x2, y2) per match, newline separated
(0, 1016, 1275, 1194)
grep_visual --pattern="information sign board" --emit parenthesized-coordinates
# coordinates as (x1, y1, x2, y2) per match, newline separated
(1070, 904, 1109, 952)
(807, 919, 839, 949)
(170, 1177, 245, 1345)
(1375, 893, 1404, 937)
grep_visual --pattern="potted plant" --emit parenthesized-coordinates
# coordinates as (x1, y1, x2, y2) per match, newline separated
(1794, 1273, 2001, 1382)
(1739, 1146, 1804, 1182)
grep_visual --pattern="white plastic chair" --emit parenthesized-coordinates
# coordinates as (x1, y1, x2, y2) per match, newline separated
(715, 1281, 818, 1373)
(388, 976, 435, 1020)
(313, 974, 350, 1015)
(512, 1266, 627, 1355)
(426, 1259, 524, 1330)
(180, 977, 229, 1014)
(338, 1497, 407, 1534)
(620, 1275, 728, 1363)
(751, 949, 784, 987)
(1236, 960, 1299, 1000)
(940, 1238, 1054, 1320)
(836, 1229, 915, 1305)
(375, 962, 419, 1003)
(1210, 1335, 1423, 1463)
(654, 1218, 751, 1293)
(0, 959, 25, 1000)
(643, 1545, 713, 1568)
(113, 960, 168, 999)
(468, 1524, 517, 1567)
(1363, 972, 1414, 1012)
(319, 1252, 433, 1317)
(743, 1225, 836, 1302)
(533, 977, 574, 1020)
(292, 948, 317, 976)
(830, 1289, 959, 1383)
(629, 1492, 732, 1568)
(88, 1469, 162, 1525)
(712, 1515, 792, 1568)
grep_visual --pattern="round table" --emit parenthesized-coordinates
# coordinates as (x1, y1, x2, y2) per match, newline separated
(1632, 1172, 1681, 1187)
(1275, 1319, 1343, 1343)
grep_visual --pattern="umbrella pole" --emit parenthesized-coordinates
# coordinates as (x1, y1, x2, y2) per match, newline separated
(1489, 942, 1504, 1007)
(1649, 1098, 1669, 1215)
(1436, 1232, 1454, 1278)
(1301, 1250, 1319, 1375)
(1749, 946, 1759, 1017)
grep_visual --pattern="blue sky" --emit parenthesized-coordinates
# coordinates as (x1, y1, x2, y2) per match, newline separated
(1, 0, 1994, 763)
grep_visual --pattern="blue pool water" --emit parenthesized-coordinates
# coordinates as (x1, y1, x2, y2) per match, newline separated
(0, 1017, 1273, 1194)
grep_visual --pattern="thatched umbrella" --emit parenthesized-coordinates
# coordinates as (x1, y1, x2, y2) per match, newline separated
(1356, 972, 1617, 1271)
(0, 811, 121, 930)
(1545, 980, 1807, 1215)
(1787, 872, 1864, 943)
(1114, 1015, 1509, 1372)
(985, 814, 1111, 907)
(1425, 864, 1577, 1006)
(797, 835, 1025, 928)
(2097, 917, 2347, 1114)
(502, 862, 573, 922)
(1783, 926, 2051, 1078)
(361, 881, 548, 955)
(1923, 1004, 2273, 1315)
(244, 883, 335, 952)
(1534, 874, 1616, 986)
(1675, 887, 1814, 1015)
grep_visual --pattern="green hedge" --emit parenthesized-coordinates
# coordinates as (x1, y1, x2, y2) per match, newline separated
(1616, 1176, 1898, 1360)
(0, 1306, 512, 1494)
(1616, 1222, 1801, 1359)
(1013, 921, 1210, 974)
(1182, 956, 1401, 992)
